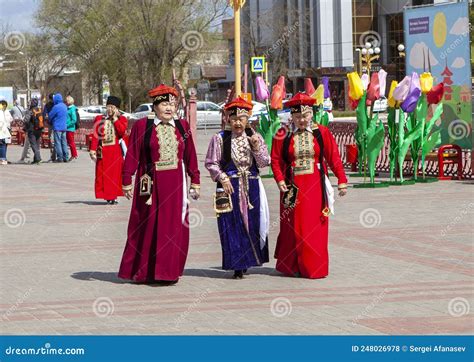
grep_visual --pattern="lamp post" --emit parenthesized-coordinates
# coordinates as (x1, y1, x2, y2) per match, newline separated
(356, 42, 380, 77)
(396, 43, 405, 80)
(19, 51, 30, 103)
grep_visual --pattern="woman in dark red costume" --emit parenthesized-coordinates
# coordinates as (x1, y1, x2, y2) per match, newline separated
(118, 84, 200, 285)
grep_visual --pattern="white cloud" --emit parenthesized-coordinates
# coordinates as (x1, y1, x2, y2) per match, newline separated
(449, 17, 469, 35)
(451, 57, 465, 68)
(408, 42, 439, 69)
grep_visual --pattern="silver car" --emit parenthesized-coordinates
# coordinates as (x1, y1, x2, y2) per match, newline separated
(132, 103, 154, 120)
(196, 101, 222, 129)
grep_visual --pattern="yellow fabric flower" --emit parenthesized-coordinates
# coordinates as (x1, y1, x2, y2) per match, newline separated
(420, 72, 433, 93)
(347, 72, 364, 100)
(387, 80, 399, 108)
(312, 84, 324, 105)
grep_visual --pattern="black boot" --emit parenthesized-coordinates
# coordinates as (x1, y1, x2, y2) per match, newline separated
(233, 270, 244, 279)
(158, 279, 179, 286)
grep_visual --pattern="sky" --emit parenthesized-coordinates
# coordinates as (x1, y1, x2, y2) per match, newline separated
(0, 0, 41, 33)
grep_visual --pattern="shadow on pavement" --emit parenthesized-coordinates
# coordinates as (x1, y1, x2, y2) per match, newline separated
(64, 201, 108, 205)
(71, 268, 284, 283)
(184, 267, 283, 279)
(71, 271, 127, 284)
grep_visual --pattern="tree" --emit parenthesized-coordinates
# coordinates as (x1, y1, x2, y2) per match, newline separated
(36, 0, 228, 107)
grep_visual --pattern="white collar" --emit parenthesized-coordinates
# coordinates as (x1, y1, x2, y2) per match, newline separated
(154, 117, 175, 127)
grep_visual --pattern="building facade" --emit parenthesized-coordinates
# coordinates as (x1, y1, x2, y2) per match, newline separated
(241, 0, 353, 109)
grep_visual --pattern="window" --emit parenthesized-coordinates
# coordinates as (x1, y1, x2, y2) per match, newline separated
(134, 105, 149, 113)
(197, 103, 206, 111)
(206, 103, 221, 111)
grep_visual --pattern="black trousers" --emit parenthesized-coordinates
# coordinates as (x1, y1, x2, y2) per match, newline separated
(28, 130, 42, 162)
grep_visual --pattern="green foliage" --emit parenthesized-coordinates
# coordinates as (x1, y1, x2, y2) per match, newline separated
(398, 112, 423, 182)
(386, 107, 398, 181)
(420, 103, 443, 176)
(36, 0, 228, 107)
(257, 108, 280, 154)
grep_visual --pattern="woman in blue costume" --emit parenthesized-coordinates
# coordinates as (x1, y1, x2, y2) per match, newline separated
(205, 97, 270, 279)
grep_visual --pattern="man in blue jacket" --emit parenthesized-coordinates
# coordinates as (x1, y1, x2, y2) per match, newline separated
(48, 93, 69, 162)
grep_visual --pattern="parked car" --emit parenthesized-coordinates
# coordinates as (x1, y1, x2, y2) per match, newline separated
(77, 106, 103, 121)
(77, 106, 134, 122)
(249, 101, 267, 121)
(373, 96, 388, 113)
(196, 101, 222, 129)
(132, 103, 153, 120)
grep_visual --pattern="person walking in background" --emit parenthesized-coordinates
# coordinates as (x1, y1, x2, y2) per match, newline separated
(24, 98, 44, 165)
(48, 93, 69, 162)
(43, 94, 56, 162)
(10, 100, 31, 164)
(89, 96, 128, 204)
(10, 99, 25, 122)
(0, 97, 13, 165)
(65, 95, 78, 161)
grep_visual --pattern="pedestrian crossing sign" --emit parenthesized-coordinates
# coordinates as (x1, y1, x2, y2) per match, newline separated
(251, 57, 265, 72)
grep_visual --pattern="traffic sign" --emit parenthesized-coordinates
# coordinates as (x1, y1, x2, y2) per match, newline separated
(251, 57, 265, 72)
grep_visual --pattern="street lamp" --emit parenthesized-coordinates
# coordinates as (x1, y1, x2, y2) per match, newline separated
(18, 51, 30, 103)
(356, 42, 380, 77)
(397, 43, 405, 57)
(396, 44, 405, 80)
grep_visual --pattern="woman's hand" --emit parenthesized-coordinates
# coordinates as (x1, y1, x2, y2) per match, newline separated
(189, 187, 200, 200)
(278, 180, 288, 192)
(222, 179, 234, 195)
(89, 151, 97, 162)
(123, 187, 133, 200)
(248, 134, 260, 151)
(338, 187, 347, 197)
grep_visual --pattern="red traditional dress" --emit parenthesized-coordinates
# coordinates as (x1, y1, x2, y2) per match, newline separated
(118, 85, 200, 283)
(271, 93, 347, 279)
(90, 113, 127, 200)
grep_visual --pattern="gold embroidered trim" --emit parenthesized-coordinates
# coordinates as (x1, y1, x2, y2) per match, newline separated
(293, 130, 315, 176)
(102, 119, 116, 146)
(155, 123, 179, 171)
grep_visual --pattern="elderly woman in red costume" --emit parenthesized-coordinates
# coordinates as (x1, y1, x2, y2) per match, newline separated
(118, 84, 200, 285)
(89, 96, 128, 204)
(205, 97, 270, 279)
(271, 93, 348, 279)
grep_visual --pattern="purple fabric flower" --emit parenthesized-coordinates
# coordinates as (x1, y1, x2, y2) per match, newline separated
(322, 77, 330, 99)
(255, 76, 269, 102)
(400, 72, 421, 113)
(393, 75, 411, 102)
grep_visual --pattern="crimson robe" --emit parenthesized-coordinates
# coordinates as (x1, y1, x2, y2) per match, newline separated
(271, 125, 347, 279)
(90, 115, 128, 200)
(118, 118, 200, 282)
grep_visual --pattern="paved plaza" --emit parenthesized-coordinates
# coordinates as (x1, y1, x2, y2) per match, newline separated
(1, 130, 473, 335)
